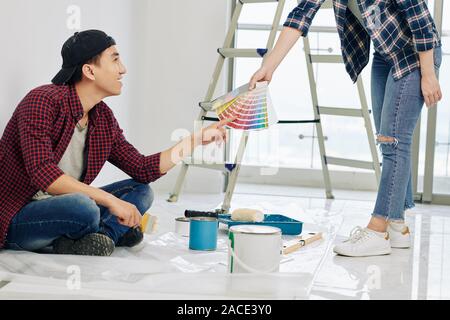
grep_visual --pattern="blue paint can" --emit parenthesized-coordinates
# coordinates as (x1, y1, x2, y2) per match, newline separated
(189, 217, 218, 251)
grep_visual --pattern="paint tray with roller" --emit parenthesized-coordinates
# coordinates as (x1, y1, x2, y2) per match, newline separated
(218, 214, 303, 235)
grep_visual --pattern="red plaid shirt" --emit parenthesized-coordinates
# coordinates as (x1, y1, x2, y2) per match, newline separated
(0, 84, 164, 248)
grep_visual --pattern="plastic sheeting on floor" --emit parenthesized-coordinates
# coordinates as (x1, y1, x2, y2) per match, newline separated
(0, 200, 343, 299)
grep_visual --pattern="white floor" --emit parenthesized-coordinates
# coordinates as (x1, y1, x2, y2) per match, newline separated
(0, 183, 449, 300)
(236, 184, 450, 300)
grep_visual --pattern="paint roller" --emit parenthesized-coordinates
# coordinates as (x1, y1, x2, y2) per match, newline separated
(230, 208, 264, 222)
(184, 208, 264, 222)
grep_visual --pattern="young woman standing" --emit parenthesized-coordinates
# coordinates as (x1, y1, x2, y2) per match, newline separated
(249, 0, 442, 257)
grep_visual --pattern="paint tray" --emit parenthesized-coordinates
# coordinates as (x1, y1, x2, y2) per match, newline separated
(218, 214, 303, 235)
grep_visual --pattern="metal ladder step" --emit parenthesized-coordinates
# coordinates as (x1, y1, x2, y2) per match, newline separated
(241, 0, 330, 7)
(318, 106, 368, 117)
(325, 156, 380, 170)
(218, 48, 268, 58)
(310, 54, 343, 63)
(182, 157, 237, 172)
(241, 0, 280, 3)
(238, 23, 338, 34)
(199, 101, 214, 111)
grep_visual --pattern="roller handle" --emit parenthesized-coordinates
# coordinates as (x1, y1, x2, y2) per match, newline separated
(184, 210, 219, 218)
(282, 232, 323, 255)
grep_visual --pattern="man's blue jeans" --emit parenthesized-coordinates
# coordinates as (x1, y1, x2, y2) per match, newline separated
(5, 179, 153, 251)
(370, 46, 442, 221)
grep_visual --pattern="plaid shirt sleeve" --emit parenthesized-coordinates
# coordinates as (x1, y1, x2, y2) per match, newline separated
(108, 115, 165, 184)
(283, 0, 327, 36)
(17, 91, 65, 191)
(395, 0, 436, 52)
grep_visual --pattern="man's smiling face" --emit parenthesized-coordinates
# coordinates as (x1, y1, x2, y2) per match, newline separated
(86, 45, 127, 96)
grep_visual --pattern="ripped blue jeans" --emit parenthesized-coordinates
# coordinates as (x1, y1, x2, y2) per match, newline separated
(370, 46, 442, 221)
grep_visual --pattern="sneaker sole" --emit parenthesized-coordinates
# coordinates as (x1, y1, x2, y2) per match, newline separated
(390, 241, 411, 249)
(54, 233, 115, 256)
(333, 247, 392, 257)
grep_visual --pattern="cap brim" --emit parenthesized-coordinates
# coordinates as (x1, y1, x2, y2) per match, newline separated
(51, 66, 77, 85)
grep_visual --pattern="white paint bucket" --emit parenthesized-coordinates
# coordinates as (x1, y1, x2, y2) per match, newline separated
(175, 217, 190, 237)
(228, 225, 282, 274)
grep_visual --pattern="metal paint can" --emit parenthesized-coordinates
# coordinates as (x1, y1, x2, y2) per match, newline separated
(175, 217, 190, 237)
(189, 217, 218, 251)
(228, 225, 282, 273)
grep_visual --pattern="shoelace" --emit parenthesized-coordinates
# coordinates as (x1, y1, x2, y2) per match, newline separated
(346, 226, 371, 244)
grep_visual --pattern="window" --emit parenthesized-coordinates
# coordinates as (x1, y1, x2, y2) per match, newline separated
(231, 1, 376, 173)
(230, 0, 450, 197)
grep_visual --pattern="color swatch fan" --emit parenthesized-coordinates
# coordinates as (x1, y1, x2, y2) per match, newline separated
(213, 82, 278, 131)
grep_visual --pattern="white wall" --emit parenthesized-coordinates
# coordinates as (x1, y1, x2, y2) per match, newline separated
(0, 0, 228, 196)
(127, 0, 229, 195)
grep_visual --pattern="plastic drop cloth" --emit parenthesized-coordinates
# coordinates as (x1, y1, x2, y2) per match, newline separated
(0, 204, 343, 299)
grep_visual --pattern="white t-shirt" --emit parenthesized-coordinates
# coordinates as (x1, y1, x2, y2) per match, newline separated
(32, 123, 88, 201)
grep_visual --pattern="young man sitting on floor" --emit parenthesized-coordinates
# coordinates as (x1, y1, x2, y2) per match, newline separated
(0, 30, 231, 256)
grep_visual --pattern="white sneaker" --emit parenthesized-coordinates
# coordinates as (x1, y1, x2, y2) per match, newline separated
(387, 222, 411, 248)
(333, 226, 392, 257)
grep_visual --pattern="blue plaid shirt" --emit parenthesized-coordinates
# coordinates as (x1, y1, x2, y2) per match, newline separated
(284, 0, 441, 82)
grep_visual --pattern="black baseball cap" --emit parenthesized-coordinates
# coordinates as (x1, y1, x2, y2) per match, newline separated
(52, 30, 116, 85)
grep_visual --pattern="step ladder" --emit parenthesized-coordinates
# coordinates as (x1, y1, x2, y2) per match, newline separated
(167, 0, 287, 213)
(301, 0, 381, 198)
(168, 0, 381, 211)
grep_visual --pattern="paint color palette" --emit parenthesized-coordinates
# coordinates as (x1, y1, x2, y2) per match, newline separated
(213, 82, 278, 131)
